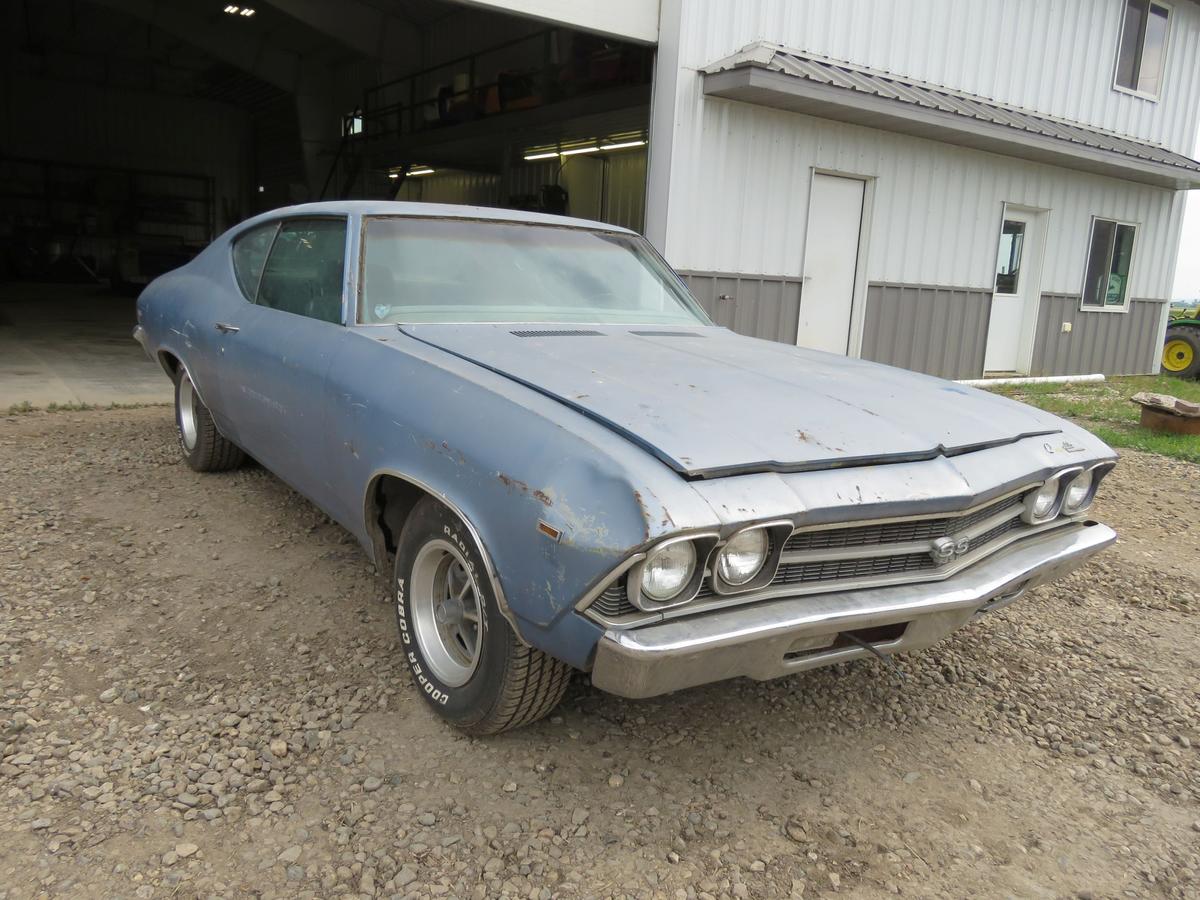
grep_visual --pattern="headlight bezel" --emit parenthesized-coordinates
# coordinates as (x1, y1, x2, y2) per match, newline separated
(709, 520, 794, 595)
(1061, 461, 1114, 516)
(627, 532, 718, 611)
(1022, 461, 1114, 524)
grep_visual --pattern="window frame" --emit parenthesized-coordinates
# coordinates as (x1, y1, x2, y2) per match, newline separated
(230, 220, 281, 303)
(229, 215, 351, 325)
(354, 214, 711, 327)
(993, 217, 1027, 296)
(1112, 0, 1172, 102)
(1079, 215, 1139, 314)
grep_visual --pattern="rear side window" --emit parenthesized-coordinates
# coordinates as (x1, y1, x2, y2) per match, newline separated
(257, 218, 347, 324)
(231, 222, 278, 301)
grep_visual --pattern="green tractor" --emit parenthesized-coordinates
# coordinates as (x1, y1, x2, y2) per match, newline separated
(1164, 305, 1200, 378)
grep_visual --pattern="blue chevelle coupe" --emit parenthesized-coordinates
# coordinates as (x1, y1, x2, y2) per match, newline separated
(135, 201, 1117, 734)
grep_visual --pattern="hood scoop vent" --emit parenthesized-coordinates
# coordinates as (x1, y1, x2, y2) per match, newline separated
(510, 329, 604, 338)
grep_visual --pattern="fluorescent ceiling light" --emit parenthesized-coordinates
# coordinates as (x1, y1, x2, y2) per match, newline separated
(224, 4, 239, 12)
(239, 7, 256, 15)
(599, 139, 646, 151)
(387, 173, 399, 179)
(523, 136, 646, 161)
(408, 167, 435, 176)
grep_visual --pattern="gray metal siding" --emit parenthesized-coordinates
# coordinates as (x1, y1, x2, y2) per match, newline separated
(680, 271, 802, 343)
(860, 283, 991, 380)
(1030, 295, 1166, 376)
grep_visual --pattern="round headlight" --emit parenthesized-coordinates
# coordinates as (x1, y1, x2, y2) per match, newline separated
(641, 540, 697, 602)
(717, 529, 769, 586)
(1062, 469, 1094, 513)
(1029, 480, 1059, 520)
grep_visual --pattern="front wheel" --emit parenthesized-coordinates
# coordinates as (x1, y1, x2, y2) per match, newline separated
(394, 497, 571, 734)
(1162, 327, 1200, 378)
(174, 370, 244, 472)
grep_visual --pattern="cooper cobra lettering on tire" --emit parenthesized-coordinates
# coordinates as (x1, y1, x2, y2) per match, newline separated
(394, 497, 570, 734)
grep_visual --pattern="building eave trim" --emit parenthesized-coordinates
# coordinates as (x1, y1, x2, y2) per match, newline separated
(703, 67, 1200, 191)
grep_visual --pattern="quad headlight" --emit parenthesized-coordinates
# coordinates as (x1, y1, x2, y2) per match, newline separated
(640, 540, 697, 602)
(1062, 468, 1096, 514)
(716, 528, 769, 586)
(1028, 479, 1061, 521)
(1023, 464, 1109, 524)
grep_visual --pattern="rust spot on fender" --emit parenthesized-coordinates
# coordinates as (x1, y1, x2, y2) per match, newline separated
(498, 473, 552, 506)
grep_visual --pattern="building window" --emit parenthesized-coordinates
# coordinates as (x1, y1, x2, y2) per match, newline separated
(1115, 0, 1170, 98)
(343, 110, 363, 136)
(1081, 218, 1137, 311)
(994, 219, 1026, 295)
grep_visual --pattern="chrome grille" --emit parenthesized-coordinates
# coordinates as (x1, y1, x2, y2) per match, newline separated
(591, 584, 632, 619)
(783, 494, 1022, 553)
(586, 490, 1031, 623)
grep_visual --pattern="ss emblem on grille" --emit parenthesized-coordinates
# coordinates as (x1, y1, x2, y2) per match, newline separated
(930, 535, 971, 566)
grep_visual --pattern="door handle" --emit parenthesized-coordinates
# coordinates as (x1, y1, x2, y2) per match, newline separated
(215, 322, 240, 334)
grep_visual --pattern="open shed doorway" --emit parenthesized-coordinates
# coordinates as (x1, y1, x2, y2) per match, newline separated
(326, 1, 654, 233)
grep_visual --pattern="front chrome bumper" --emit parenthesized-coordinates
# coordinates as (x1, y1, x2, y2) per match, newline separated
(590, 521, 1115, 699)
(132, 325, 154, 361)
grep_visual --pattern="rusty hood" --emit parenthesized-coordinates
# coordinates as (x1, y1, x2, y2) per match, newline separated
(400, 324, 1063, 479)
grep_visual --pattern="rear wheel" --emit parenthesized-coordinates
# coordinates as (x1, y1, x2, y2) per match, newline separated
(174, 370, 244, 472)
(1163, 327, 1200, 378)
(394, 497, 571, 734)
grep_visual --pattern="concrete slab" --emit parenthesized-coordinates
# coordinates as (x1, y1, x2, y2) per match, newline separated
(0, 283, 173, 409)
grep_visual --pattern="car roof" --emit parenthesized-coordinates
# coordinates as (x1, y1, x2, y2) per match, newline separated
(235, 201, 638, 235)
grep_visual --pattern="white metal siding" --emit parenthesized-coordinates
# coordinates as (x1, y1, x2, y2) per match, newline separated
(665, 99, 1182, 300)
(601, 149, 648, 231)
(675, 0, 1200, 153)
(395, 171, 501, 206)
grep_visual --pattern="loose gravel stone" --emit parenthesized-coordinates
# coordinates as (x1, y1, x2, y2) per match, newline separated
(0, 409, 1197, 899)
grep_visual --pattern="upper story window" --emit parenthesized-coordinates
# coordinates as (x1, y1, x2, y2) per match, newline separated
(1081, 217, 1137, 312)
(1114, 0, 1170, 99)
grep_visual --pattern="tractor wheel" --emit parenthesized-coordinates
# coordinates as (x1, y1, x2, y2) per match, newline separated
(1162, 327, 1200, 379)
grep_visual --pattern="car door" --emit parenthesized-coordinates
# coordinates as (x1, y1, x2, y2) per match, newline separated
(203, 220, 279, 441)
(216, 216, 352, 509)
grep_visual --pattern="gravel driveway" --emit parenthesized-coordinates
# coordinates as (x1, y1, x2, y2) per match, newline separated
(2, 408, 1198, 899)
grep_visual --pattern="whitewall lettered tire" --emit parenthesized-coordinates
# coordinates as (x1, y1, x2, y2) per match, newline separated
(394, 497, 571, 734)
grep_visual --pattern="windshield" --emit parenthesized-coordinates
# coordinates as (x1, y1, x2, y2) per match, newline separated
(358, 216, 710, 326)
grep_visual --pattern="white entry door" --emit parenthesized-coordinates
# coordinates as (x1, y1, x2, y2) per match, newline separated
(985, 208, 1042, 372)
(797, 173, 865, 354)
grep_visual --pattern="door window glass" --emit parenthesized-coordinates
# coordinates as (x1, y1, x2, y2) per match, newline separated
(231, 222, 279, 301)
(994, 219, 1026, 294)
(1082, 218, 1136, 310)
(257, 218, 347, 324)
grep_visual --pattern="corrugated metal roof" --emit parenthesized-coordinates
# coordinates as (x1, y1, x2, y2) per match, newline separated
(703, 42, 1200, 181)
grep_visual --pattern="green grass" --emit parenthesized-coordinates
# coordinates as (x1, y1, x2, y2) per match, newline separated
(5, 400, 169, 415)
(985, 374, 1200, 463)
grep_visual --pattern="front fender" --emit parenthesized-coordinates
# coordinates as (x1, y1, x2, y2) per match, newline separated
(333, 330, 718, 668)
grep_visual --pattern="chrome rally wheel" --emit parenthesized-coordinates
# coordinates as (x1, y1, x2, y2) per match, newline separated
(410, 539, 483, 687)
(177, 371, 200, 451)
